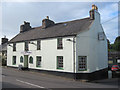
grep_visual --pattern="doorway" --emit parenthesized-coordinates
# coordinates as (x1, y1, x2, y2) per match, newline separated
(24, 55, 28, 68)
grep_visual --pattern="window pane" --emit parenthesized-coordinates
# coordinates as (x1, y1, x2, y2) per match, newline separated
(57, 38, 63, 49)
(13, 43, 16, 51)
(20, 56, 23, 63)
(78, 56, 87, 71)
(25, 42, 29, 51)
(13, 56, 16, 65)
(57, 56, 63, 69)
(29, 56, 33, 64)
(36, 56, 41, 67)
(37, 40, 41, 50)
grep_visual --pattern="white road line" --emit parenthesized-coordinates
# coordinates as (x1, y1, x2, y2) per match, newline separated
(16, 79, 45, 88)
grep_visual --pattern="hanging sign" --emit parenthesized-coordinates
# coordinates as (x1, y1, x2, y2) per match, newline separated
(98, 32, 104, 40)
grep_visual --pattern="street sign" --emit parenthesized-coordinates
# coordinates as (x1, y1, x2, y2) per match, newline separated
(21, 51, 32, 55)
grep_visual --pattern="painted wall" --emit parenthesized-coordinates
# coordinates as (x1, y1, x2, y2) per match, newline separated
(76, 29, 90, 73)
(7, 37, 75, 73)
(7, 10, 108, 74)
(76, 11, 108, 73)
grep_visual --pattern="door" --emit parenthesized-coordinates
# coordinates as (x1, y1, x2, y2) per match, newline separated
(24, 55, 28, 68)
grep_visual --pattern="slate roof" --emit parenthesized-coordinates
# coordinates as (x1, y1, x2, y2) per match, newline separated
(9, 17, 94, 43)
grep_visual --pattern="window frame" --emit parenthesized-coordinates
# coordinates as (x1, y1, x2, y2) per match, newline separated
(20, 56, 23, 63)
(25, 41, 29, 51)
(29, 56, 33, 64)
(57, 56, 64, 70)
(78, 56, 87, 71)
(37, 40, 41, 50)
(57, 38, 63, 49)
(13, 43, 16, 51)
(36, 56, 41, 67)
(13, 56, 16, 65)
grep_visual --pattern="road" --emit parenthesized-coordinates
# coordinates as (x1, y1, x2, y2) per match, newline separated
(1, 67, 120, 89)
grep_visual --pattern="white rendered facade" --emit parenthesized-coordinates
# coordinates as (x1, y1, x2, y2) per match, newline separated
(7, 9, 108, 74)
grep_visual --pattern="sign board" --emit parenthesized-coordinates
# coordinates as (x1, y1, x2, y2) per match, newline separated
(98, 32, 104, 40)
(108, 61, 113, 64)
(21, 51, 32, 55)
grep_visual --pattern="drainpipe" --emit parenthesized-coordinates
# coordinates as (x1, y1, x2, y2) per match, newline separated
(73, 36, 76, 80)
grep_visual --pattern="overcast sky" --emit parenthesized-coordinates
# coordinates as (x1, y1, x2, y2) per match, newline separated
(1, 1, 119, 44)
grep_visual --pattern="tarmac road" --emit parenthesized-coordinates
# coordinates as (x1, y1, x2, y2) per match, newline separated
(1, 67, 120, 89)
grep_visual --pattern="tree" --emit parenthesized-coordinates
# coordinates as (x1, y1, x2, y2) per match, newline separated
(114, 36, 120, 51)
(107, 39, 111, 50)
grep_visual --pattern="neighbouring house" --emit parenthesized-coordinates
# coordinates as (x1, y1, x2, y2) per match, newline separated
(108, 51, 120, 67)
(0, 36, 8, 66)
(7, 5, 108, 80)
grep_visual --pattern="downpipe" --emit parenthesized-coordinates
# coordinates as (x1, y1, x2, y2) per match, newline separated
(73, 36, 76, 80)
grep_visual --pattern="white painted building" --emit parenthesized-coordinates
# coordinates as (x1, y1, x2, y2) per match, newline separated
(7, 5, 108, 80)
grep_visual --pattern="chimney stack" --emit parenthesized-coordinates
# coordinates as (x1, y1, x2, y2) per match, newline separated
(89, 4, 98, 20)
(1, 36, 8, 45)
(20, 21, 32, 33)
(42, 16, 55, 28)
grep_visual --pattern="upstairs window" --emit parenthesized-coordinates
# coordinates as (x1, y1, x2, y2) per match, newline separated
(13, 56, 16, 65)
(57, 38, 63, 49)
(57, 56, 63, 69)
(78, 56, 87, 71)
(25, 41, 29, 51)
(13, 43, 16, 51)
(36, 56, 41, 67)
(37, 40, 41, 50)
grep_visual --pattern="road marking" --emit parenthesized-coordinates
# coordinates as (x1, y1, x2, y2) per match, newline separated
(16, 79, 45, 88)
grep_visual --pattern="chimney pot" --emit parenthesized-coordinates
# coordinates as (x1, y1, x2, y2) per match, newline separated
(46, 16, 49, 19)
(92, 4, 96, 10)
(92, 4, 98, 11)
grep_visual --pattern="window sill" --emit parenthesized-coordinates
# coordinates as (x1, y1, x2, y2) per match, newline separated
(29, 63, 33, 64)
(57, 68, 64, 70)
(36, 66, 41, 68)
(78, 69, 87, 71)
(57, 47, 63, 49)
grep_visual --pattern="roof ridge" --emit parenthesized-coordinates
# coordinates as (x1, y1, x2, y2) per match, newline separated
(32, 17, 90, 29)
(9, 17, 93, 43)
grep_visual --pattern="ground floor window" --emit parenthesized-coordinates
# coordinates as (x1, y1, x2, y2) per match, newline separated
(36, 56, 41, 67)
(20, 56, 23, 63)
(29, 56, 33, 64)
(13, 56, 16, 65)
(57, 56, 63, 69)
(78, 56, 87, 71)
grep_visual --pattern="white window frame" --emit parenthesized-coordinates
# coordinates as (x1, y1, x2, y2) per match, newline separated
(78, 56, 87, 71)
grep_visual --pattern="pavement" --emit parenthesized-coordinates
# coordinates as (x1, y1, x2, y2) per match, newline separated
(1, 66, 120, 89)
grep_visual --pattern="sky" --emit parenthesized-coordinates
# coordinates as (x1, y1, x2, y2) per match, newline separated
(0, 1, 119, 44)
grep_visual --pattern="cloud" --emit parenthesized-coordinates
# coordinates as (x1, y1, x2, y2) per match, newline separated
(2, 0, 120, 2)
(100, 3, 118, 43)
(1, 2, 118, 44)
